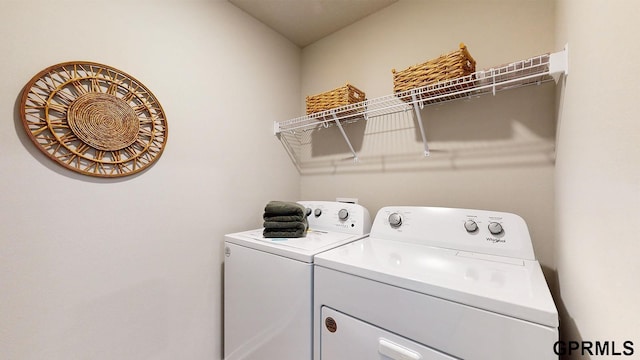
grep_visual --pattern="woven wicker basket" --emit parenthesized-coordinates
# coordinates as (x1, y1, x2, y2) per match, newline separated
(392, 43, 476, 97)
(306, 83, 366, 115)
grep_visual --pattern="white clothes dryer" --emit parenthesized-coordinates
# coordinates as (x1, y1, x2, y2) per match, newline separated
(313, 206, 558, 360)
(224, 201, 371, 360)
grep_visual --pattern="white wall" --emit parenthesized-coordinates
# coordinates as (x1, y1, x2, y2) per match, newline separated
(555, 0, 640, 356)
(0, 1, 300, 359)
(299, 0, 558, 279)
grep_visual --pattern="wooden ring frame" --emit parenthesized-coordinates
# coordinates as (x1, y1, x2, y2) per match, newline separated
(20, 61, 168, 177)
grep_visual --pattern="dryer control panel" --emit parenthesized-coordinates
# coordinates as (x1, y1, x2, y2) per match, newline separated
(298, 201, 372, 235)
(371, 206, 536, 260)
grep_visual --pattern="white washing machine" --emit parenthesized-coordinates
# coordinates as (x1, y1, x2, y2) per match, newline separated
(313, 206, 559, 360)
(224, 201, 371, 360)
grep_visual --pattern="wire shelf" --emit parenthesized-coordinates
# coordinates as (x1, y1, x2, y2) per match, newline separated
(275, 47, 568, 168)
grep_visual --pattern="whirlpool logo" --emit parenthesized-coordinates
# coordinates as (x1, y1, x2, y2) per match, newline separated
(554, 341, 634, 357)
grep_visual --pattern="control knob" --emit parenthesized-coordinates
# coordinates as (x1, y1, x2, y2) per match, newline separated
(338, 209, 349, 221)
(314, 208, 322, 217)
(305, 208, 312, 217)
(388, 213, 402, 228)
(488, 222, 503, 235)
(464, 220, 478, 233)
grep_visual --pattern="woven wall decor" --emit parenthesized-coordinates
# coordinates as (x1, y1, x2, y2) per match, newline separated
(20, 61, 168, 177)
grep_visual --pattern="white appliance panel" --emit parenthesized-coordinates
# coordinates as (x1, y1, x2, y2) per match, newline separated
(224, 243, 311, 360)
(314, 237, 557, 327)
(313, 206, 558, 360)
(314, 266, 558, 360)
(321, 307, 456, 360)
(298, 200, 372, 236)
(224, 201, 372, 360)
(370, 206, 536, 260)
(226, 229, 360, 263)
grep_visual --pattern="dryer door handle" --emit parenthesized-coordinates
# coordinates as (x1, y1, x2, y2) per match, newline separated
(378, 338, 422, 360)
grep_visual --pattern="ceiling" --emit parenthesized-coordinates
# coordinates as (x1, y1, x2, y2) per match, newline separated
(228, 0, 398, 47)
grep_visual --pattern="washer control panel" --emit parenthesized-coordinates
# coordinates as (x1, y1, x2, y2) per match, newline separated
(372, 206, 535, 260)
(298, 201, 372, 235)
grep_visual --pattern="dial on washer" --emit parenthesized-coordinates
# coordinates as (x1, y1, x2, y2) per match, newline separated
(488, 222, 503, 235)
(388, 213, 402, 228)
(464, 220, 478, 232)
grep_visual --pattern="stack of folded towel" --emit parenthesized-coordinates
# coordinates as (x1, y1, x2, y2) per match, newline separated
(262, 201, 308, 238)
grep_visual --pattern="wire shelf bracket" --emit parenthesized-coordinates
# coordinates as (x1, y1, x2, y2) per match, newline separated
(549, 44, 569, 82)
(411, 91, 430, 157)
(331, 111, 359, 162)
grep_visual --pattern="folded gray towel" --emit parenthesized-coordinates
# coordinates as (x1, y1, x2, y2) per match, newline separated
(262, 201, 308, 238)
(263, 214, 305, 222)
(263, 201, 305, 218)
(263, 228, 307, 238)
(263, 220, 308, 230)
(263, 219, 308, 238)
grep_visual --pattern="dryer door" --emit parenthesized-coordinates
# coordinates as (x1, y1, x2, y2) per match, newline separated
(321, 307, 456, 360)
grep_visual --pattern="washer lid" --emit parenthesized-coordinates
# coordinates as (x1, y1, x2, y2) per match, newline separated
(225, 229, 366, 263)
(314, 237, 558, 327)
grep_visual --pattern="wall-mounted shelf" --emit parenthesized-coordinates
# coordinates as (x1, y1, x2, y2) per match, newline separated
(275, 46, 568, 167)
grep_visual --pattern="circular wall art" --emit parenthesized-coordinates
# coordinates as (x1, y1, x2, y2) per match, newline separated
(20, 61, 168, 177)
